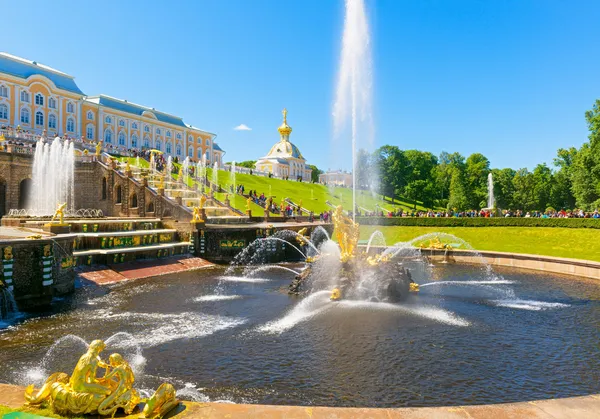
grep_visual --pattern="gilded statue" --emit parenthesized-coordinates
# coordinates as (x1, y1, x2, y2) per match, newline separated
(125, 160, 131, 172)
(95, 141, 102, 156)
(295, 227, 310, 246)
(246, 196, 252, 214)
(158, 176, 165, 189)
(199, 194, 207, 210)
(49, 203, 67, 225)
(333, 205, 360, 262)
(191, 206, 204, 224)
(3, 246, 13, 261)
(43, 245, 52, 257)
(25, 339, 178, 418)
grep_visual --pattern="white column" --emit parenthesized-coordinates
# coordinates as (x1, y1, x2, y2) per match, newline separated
(77, 99, 82, 137)
(13, 86, 19, 126)
(98, 107, 104, 142)
(58, 97, 63, 135)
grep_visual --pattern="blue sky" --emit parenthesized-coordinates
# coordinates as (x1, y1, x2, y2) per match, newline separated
(4, 0, 599, 171)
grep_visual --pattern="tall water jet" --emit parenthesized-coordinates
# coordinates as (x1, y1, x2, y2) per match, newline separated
(166, 156, 173, 180)
(333, 0, 374, 220)
(182, 156, 190, 186)
(230, 161, 236, 194)
(487, 172, 495, 209)
(212, 162, 218, 194)
(29, 137, 75, 215)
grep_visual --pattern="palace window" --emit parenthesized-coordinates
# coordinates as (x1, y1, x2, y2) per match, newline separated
(166, 141, 172, 154)
(20, 108, 30, 124)
(188, 135, 193, 143)
(49, 114, 57, 129)
(176, 133, 181, 140)
(0, 104, 7, 119)
(197, 148, 202, 159)
(86, 125, 94, 140)
(155, 139, 162, 151)
(105, 129, 113, 144)
(119, 119, 125, 127)
(0, 85, 7, 98)
(156, 128, 161, 135)
(20, 91, 30, 103)
(48, 97, 56, 109)
(205, 151, 211, 161)
(105, 116, 112, 124)
(35, 111, 44, 126)
(166, 130, 171, 138)
(66, 117, 75, 132)
(66, 102, 74, 113)
(144, 125, 150, 133)
(118, 132, 126, 146)
(87, 111, 94, 120)
(35, 93, 44, 106)
(206, 138, 211, 146)
(176, 144, 182, 156)
(131, 134, 138, 148)
(188, 146, 193, 158)
(143, 137, 150, 148)
(132, 122, 138, 130)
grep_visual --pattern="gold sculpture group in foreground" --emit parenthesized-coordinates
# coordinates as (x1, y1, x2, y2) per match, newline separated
(25, 339, 179, 418)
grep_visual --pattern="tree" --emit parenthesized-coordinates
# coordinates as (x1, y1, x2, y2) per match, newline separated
(491, 168, 516, 210)
(308, 165, 322, 183)
(447, 168, 469, 211)
(373, 145, 408, 201)
(512, 168, 536, 210)
(532, 163, 552, 210)
(464, 153, 490, 209)
(403, 150, 438, 208)
(228, 160, 256, 169)
(570, 100, 600, 209)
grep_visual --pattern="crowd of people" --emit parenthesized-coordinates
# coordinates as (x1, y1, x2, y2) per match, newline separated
(351, 207, 600, 219)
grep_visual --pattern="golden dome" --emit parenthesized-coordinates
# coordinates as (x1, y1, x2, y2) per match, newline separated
(277, 108, 292, 137)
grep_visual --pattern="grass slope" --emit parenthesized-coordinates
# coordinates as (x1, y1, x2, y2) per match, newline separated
(360, 226, 600, 262)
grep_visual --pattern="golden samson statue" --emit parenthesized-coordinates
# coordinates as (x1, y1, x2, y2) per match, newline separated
(25, 339, 179, 418)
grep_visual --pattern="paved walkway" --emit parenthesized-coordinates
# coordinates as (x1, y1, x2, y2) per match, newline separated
(75, 255, 214, 284)
(0, 384, 598, 418)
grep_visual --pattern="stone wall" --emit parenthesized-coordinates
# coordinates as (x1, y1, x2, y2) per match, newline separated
(0, 236, 75, 309)
(0, 152, 35, 216)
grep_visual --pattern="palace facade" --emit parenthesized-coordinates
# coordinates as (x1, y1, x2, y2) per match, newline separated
(255, 109, 312, 180)
(0, 53, 224, 166)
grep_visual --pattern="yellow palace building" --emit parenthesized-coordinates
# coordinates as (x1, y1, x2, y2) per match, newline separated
(0, 52, 224, 165)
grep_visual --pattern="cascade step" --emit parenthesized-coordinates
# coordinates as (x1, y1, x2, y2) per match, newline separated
(74, 242, 191, 256)
(76, 228, 176, 238)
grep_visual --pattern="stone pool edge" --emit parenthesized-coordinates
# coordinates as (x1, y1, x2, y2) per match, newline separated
(0, 384, 598, 418)
(368, 246, 600, 280)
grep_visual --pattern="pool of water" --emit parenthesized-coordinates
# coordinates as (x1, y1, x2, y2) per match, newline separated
(0, 263, 598, 408)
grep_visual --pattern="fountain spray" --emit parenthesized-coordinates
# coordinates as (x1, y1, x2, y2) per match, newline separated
(333, 0, 373, 221)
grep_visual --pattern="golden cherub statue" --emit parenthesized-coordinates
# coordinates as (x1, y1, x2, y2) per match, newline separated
(333, 205, 360, 262)
(25, 339, 178, 418)
(49, 203, 67, 225)
(125, 160, 131, 172)
(158, 176, 165, 189)
(246, 196, 252, 214)
(191, 205, 204, 224)
(95, 141, 102, 156)
(199, 194, 207, 210)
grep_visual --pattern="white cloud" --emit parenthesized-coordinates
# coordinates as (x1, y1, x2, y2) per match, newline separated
(233, 124, 252, 131)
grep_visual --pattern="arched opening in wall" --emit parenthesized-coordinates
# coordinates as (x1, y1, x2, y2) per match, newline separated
(18, 178, 31, 209)
(0, 178, 6, 218)
(102, 177, 107, 200)
(147, 201, 154, 213)
(130, 193, 138, 208)
(115, 185, 122, 204)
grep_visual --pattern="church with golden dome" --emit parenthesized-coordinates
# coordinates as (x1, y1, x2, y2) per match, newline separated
(255, 109, 312, 180)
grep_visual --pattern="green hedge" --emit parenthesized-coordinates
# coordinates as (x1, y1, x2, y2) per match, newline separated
(355, 217, 600, 229)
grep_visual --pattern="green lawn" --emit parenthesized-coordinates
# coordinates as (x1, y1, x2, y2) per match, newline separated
(113, 155, 438, 213)
(360, 226, 600, 262)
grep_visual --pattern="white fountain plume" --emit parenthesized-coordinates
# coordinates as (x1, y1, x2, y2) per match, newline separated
(29, 137, 75, 215)
(212, 162, 218, 193)
(487, 172, 495, 209)
(166, 156, 173, 180)
(333, 0, 374, 220)
(230, 161, 236, 194)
